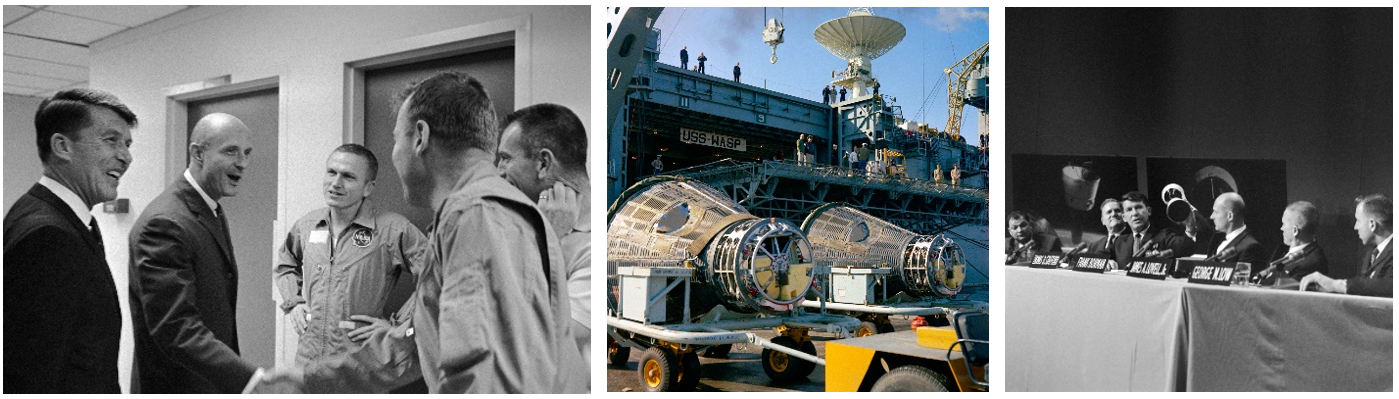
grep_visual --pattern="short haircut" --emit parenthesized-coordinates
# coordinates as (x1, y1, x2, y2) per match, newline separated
(1121, 191, 1149, 205)
(1218, 192, 1246, 215)
(1285, 201, 1319, 235)
(396, 71, 497, 153)
(1356, 194, 1393, 231)
(34, 88, 138, 163)
(1100, 198, 1121, 210)
(501, 103, 587, 173)
(331, 143, 379, 181)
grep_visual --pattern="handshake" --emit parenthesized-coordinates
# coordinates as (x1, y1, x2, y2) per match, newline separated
(249, 368, 305, 394)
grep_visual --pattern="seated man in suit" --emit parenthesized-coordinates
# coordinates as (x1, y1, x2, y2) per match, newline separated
(4, 88, 136, 393)
(1301, 194, 1392, 297)
(1116, 192, 1191, 268)
(1205, 192, 1266, 266)
(1088, 198, 1127, 256)
(1006, 210, 1062, 264)
(1258, 201, 1328, 285)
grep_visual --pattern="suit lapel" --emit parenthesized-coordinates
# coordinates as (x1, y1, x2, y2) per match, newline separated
(1369, 243, 1392, 278)
(27, 184, 101, 254)
(173, 179, 237, 271)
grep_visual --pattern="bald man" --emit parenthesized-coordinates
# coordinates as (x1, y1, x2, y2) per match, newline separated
(1205, 192, 1265, 265)
(129, 113, 261, 393)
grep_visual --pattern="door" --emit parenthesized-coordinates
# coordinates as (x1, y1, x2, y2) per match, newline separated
(186, 87, 279, 369)
(363, 46, 515, 231)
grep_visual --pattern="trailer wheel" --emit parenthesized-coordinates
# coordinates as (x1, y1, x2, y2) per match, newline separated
(675, 351, 702, 391)
(793, 340, 818, 377)
(638, 347, 677, 392)
(870, 365, 953, 392)
(878, 319, 896, 333)
(608, 335, 631, 367)
(701, 344, 731, 358)
(762, 336, 816, 382)
(857, 321, 879, 337)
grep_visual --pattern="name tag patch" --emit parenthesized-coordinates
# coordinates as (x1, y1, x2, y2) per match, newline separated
(309, 230, 329, 244)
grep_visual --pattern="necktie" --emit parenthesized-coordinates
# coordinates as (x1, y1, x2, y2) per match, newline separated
(1106, 234, 1116, 251)
(1133, 233, 1144, 254)
(1368, 247, 1380, 277)
(89, 218, 104, 250)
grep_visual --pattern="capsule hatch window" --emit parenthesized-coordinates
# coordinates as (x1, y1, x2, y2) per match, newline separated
(654, 202, 691, 234)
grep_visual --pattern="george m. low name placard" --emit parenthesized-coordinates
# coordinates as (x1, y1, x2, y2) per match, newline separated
(1181, 260, 1237, 286)
(680, 128, 746, 151)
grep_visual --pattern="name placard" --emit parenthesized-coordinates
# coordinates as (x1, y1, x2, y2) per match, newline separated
(1125, 257, 1172, 280)
(680, 128, 747, 151)
(1183, 260, 1237, 286)
(1028, 253, 1062, 269)
(1070, 254, 1111, 273)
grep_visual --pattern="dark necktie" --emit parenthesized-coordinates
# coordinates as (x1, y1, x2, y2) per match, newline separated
(89, 218, 104, 250)
(1106, 234, 1116, 251)
(1367, 247, 1380, 277)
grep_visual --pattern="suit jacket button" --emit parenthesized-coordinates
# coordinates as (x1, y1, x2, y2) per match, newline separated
(226, 272, 234, 279)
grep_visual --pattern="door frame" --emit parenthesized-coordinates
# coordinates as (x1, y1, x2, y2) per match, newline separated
(163, 76, 283, 183)
(341, 15, 532, 144)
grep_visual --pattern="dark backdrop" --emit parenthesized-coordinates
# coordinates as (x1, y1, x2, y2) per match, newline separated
(1006, 8, 1392, 278)
(1009, 154, 1137, 246)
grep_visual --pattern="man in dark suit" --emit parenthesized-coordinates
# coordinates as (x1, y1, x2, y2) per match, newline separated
(128, 113, 261, 393)
(1088, 198, 1127, 256)
(4, 89, 136, 393)
(1006, 210, 1062, 264)
(1205, 192, 1266, 266)
(1258, 201, 1328, 285)
(680, 46, 688, 70)
(1116, 192, 1191, 268)
(1302, 194, 1392, 297)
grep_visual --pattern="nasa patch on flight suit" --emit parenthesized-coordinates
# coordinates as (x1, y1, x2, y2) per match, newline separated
(352, 228, 372, 248)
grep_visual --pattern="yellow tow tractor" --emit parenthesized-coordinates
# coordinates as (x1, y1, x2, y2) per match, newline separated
(824, 311, 988, 392)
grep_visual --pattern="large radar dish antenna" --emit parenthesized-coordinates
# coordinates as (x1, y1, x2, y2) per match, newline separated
(814, 8, 906, 97)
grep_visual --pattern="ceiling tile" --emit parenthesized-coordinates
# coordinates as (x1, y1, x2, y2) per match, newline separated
(3, 33, 89, 67)
(4, 55, 88, 81)
(4, 5, 38, 24)
(6, 10, 126, 44)
(4, 70, 76, 90)
(5, 84, 46, 96)
(45, 5, 187, 27)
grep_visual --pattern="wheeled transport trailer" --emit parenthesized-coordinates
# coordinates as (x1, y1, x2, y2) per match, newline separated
(606, 177, 861, 391)
(799, 203, 987, 335)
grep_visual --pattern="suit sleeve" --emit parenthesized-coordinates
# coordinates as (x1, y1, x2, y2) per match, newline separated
(2, 226, 86, 392)
(1347, 258, 1393, 297)
(390, 222, 428, 323)
(1164, 232, 1192, 259)
(274, 222, 305, 312)
(131, 215, 257, 393)
(1237, 240, 1268, 268)
(436, 205, 496, 392)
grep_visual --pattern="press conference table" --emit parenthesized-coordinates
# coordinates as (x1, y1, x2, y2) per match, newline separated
(1005, 266, 1393, 391)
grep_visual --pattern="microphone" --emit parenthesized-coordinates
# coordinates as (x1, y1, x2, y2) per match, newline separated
(1063, 242, 1090, 257)
(1133, 241, 1158, 258)
(1255, 251, 1302, 283)
(1205, 247, 1238, 262)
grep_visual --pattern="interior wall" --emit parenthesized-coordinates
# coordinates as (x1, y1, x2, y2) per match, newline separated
(3, 94, 44, 212)
(1006, 8, 1392, 276)
(83, 5, 589, 390)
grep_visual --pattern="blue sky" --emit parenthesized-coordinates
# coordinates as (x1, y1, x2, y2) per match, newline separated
(653, 7, 989, 145)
